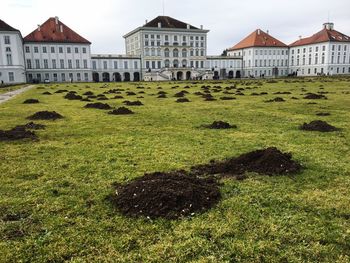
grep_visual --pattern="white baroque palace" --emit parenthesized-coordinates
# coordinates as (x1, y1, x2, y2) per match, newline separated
(0, 16, 349, 84)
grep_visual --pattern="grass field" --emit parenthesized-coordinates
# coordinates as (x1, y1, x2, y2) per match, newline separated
(0, 77, 350, 262)
(0, 85, 27, 95)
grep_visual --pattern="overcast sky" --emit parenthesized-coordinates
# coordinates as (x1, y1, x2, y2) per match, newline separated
(2, 0, 350, 55)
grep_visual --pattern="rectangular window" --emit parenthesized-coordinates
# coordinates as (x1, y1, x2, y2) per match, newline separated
(157, 61, 161, 69)
(44, 59, 48, 69)
(45, 73, 49, 80)
(124, 61, 128, 69)
(92, 61, 97, 69)
(43, 46, 47, 53)
(82, 47, 86, 53)
(25, 46, 30, 53)
(134, 61, 138, 69)
(113, 61, 118, 69)
(76, 60, 80, 69)
(67, 47, 71, 53)
(51, 46, 55, 53)
(68, 59, 72, 69)
(34, 47, 39, 53)
(53, 73, 58, 82)
(61, 73, 66, 82)
(83, 59, 87, 69)
(8, 72, 14, 81)
(4, 36, 10, 44)
(152, 61, 155, 69)
(146, 61, 150, 69)
(26, 59, 32, 69)
(6, 54, 12, 65)
(60, 59, 64, 69)
(59, 47, 63, 53)
(52, 59, 56, 69)
(35, 59, 40, 69)
(84, 73, 89, 81)
(75, 47, 79, 53)
(103, 61, 107, 69)
(77, 73, 81, 81)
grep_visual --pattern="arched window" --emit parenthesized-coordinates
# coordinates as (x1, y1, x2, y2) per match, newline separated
(182, 59, 187, 67)
(164, 48, 170, 57)
(164, 59, 170, 68)
(182, 49, 187, 57)
(173, 59, 179, 68)
(173, 48, 179, 57)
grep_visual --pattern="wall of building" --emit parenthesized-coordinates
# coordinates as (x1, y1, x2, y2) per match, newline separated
(0, 31, 26, 84)
(24, 42, 92, 82)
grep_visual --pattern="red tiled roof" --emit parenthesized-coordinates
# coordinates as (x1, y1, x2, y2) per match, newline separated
(144, 16, 199, 29)
(0, 19, 20, 32)
(229, 29, 287, 51)
(290, 28, 350, 47)
(24, 17, 91, 44)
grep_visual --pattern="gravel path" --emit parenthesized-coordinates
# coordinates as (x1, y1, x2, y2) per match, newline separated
(0, 85, 34, 105)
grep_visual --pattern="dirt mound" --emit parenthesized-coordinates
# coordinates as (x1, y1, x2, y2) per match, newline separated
(42, 92, 51, 95)
(0, 126, 37, 141)
(220, 97, 236, 100)
(64, 92, 82, 100)
(84, 102, 112, 110)
(126, 92, 136, 96)
(27, 111, 63, 120)
(157, 94, 167, 98)
(83, 91, 94, 96)
(16, 122, 45, 130)
(304, 93, 327, 99)
(191, 147, 301, 176)
(108, 107, 134, 115)
(112, 172, 221, 219)
(23, 99, 39, 104)
(204, 121, 237, 129)
(300, 120, 338, 132)
(54, 89, 68, 94)
(124, 101, 143, 106)
(176, 98, 190, 103)
(113, 95, 124, 99)
(266, 97, 285, 102)
(316, 112, 331, 116)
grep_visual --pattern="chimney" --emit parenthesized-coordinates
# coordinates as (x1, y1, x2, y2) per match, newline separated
(257, 29, 261, 35)
(266, 30, 269, 35)
(323, 22, 334, 30)
(299, 35, 302, 40)
(145, 19, 148, 25)
(37, 24, 41, 31)
(158, 22, 161, 28)
(187, 24, 190, 29)
(60, 25, 63, 33)
(200, 25, 203, 30)
(55, 16, 59, 24)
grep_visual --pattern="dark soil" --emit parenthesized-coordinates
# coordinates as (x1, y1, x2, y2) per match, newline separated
(64, 92, 82, 100)
(265, 97, 285, 102)
(112, 172, 221, 219)
(16, 122, 45, 130)
(300, 120, 339, 132)
(84, 102, 112, 110)
(174, 92, 186, 98)
(126, 92, 136, 96)
(0, 126, 37, 141)
(316, 112, 331, 116)
(176, 98, 190, 103)
(191, 147, 301, 176)
(113, 95, 124, 99)
(304, 93, 327, 99)
(108, 107, 134, 115)
(220, 97, 236, 100)
(42, 92, 51, 95)
(204, 121, 237, 129)
(83, 91, 94, 96)
(157, 94, 167, 98)
(27, 111, 63, 120)
(124, 101, 143, 106)
(54, 89, 68, 94)
(23, 99, 39, 104)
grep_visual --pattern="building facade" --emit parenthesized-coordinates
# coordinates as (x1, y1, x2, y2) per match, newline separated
(289, 23, 350, 76)
(0, 19, 25, 84)
(227, 29, 289, 78)
(0, 17, 349, 84)
(23, 17, 92, 83)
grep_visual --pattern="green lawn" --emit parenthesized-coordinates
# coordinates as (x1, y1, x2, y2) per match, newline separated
(0, 77, 349, 262)
(0, 85, 27, 95)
